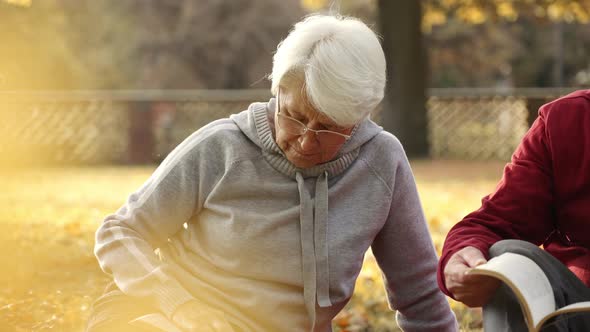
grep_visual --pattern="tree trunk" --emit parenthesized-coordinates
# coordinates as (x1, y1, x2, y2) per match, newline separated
(377, 0, 428, 157)
(128, 101, 155, 163)
(552, 21, 564, 87)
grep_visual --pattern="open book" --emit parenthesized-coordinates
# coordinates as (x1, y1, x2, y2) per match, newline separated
(468, 252, 590, 332)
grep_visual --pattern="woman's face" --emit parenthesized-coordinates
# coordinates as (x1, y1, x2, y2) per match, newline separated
(274, 86, 354, 169)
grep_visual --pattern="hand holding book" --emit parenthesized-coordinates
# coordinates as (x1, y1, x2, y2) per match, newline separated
(443, 246, 501, 307)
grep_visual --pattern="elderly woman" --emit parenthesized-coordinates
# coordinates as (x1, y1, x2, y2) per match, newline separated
(87, 15, 457, 332)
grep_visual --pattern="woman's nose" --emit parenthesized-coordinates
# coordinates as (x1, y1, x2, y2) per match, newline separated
(298, 130, 320, 151)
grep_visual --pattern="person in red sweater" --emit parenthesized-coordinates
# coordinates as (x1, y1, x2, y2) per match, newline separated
(438, 90, 590, 331)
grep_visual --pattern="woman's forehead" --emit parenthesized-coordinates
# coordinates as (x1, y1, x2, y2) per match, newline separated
(281, 88, 339, 126)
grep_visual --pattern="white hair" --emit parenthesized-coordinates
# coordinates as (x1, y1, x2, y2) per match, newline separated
(270, 14, 386, 127)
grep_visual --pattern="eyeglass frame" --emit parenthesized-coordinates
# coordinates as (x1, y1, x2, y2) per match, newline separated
(275, 89, 352, 143)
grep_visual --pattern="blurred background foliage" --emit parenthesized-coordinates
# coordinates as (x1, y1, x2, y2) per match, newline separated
(0, 0, 304, 90)
(1, 0, 590, 90)
(1, 1, 590, 331)
(309, 0, 590, 87)
(0, 162, 505, 331)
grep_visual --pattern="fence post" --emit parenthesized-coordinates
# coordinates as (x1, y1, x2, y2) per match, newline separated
(128, 101, 155, 163)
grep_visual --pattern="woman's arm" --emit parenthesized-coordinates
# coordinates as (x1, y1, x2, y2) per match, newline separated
(371, 149, 457, 332)
(94, 123, 228, 319)
(438, 110, 555, 299)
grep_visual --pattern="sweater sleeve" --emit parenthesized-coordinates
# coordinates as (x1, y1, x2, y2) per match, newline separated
(371, 150, 458, 332)
(437, 110, 555, 297)
(94, 127, 225, 319)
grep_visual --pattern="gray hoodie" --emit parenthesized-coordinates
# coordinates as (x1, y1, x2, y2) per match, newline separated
(94, 99, 457, 331)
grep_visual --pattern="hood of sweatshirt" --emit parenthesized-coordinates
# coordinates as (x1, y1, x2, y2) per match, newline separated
(231, 98, 383, 329)
(231, 98, 383, 178)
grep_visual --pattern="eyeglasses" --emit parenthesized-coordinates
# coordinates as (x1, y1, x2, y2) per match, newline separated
(276, 90, 351, 147)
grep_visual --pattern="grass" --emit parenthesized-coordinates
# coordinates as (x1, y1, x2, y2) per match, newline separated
(0, 160, 506, 331)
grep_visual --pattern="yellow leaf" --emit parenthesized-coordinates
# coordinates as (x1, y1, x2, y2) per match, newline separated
(496, 2, 518, 22)
(457, 6, 487, 24)
(301, 0, 326, 12)
(547, 4, 564, 21)
(2, 0, 31, 7)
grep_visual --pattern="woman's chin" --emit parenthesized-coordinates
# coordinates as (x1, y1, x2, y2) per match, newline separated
(290, 159, 318, 169)
(287, 154, 320, 169)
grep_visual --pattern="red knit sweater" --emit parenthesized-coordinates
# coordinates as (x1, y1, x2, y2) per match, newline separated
(438, 90, 590, 296)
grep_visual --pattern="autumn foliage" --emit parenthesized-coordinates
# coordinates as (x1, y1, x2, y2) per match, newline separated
(0, 160, 505, 331)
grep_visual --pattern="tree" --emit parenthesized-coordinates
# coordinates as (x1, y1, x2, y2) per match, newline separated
(0, 0, 304, 90)
(387, 0, 590, 155)
(126, 0, 304, 89)
(377, 0, 428, 157)
(303, 0, 590, 156)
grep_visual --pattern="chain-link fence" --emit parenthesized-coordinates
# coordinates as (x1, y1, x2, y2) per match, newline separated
(427, 88, 576, 160)
(0, 88, 578, 166)
(0, 90, 268, 166)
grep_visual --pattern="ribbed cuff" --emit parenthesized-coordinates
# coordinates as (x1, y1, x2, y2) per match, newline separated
(152, 280, 195, 319)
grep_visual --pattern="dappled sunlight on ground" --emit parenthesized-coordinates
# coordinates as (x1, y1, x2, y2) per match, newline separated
(0, 160, 505, 331)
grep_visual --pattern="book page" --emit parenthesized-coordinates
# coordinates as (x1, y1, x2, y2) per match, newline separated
(469, 252, 555, 329)
(538, 301, 590, 329)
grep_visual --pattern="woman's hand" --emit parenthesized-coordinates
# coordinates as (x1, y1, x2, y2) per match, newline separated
(443, 246, 500, 307)
(171, 299, 234, 332)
